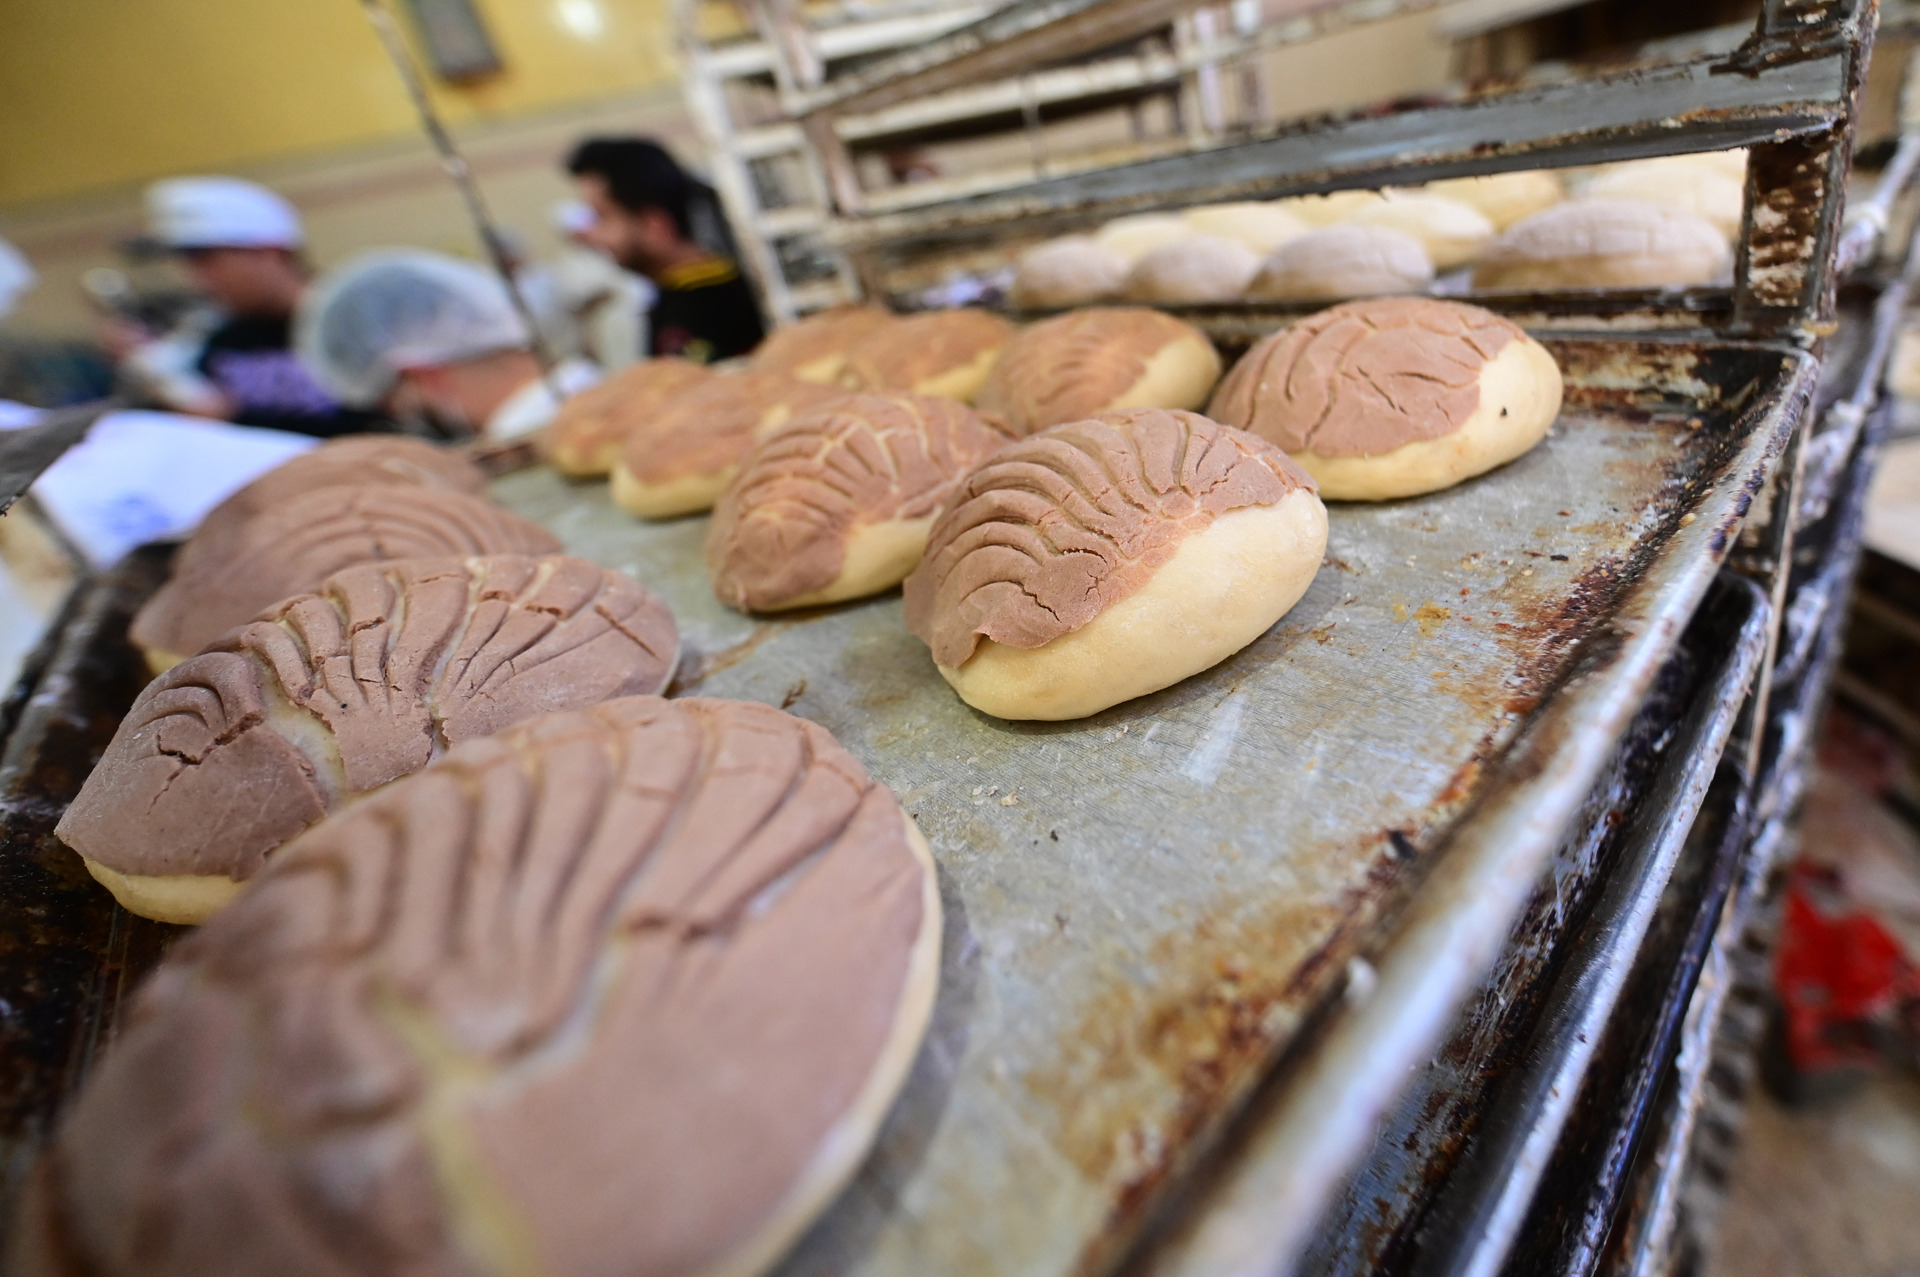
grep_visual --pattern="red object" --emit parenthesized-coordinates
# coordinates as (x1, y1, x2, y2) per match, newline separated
(1775, 866, 1920, 1074)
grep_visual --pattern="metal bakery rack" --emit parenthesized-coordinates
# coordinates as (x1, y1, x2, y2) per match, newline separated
(0, 3, 1912, 1277)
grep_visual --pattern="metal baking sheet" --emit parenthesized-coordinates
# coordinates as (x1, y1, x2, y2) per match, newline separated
(476, 333, 1813, 1276)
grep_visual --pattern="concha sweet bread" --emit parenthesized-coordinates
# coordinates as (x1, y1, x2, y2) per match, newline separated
(1207, 296, 1563, 501)
(609, 372, 847, 518)
(1245, 225, 1435, 302)
(1347, 193, 1496, 271)
(1122, 235, 1261, 305)
(750, 304, 895, 383)
(837, 308, 1015, 402)
(187, 435, 486, 564)
(1579, 156, 1744, 242)
(539, 357, 712, 477)
(1092, 213, 1195, 263)
(1471, 199, 1731, 291)
(1425, 171, 1564, 231)
(19, 696, 939, 1277)
(1009, 237, 1131, 309)
(975, 306, 1223, 435)
(62, 554, 679, 924)
(1271, 189, 1389, 227)
(130, 485, 561, 670)
(1181, 202, 1309, 254)
(903, 407, 1326, 720)
(707, 393, 1011, 611)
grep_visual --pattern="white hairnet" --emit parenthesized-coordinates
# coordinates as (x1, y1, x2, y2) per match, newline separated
(0, 237, 36, 320)
(295, 249, 531, 408)
(147, 177, 304, 250)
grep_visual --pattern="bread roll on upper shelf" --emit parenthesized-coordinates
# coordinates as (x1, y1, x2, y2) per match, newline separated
(1425, 171, 1564, 231)
(1092, 212, 1195, 262)
(1181, 202, 1310, 254)
(1578, 155, 1744, 242)
(1208, 296, 1563, 501)
(1346, 193, 1496, 271)
(1122, 235, 1261, 304)
(1246, 225, 1435, 302)
(1010, 237, 1131, 309)
(1470, 199, 1731, 291)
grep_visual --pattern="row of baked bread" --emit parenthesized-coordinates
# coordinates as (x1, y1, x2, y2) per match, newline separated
(1012, 151, 1744, 307)
(544, 295, 1563, 722)
(24, 442, 945, 1277)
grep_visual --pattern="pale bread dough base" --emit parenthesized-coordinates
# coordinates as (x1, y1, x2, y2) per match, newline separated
(84, 857, 243, 925)
(939, 492, 1328, 720)
(756, 517, 937, 612)
(788, 353, 848, 385)
(611, 462, 734, 519)
(142, 647, 187, 677)
(1108, 334, 1225, 415)
(547, 438, 621, 479)
(398, 812, 943, 1277)
(1473, 248, 1728, 291)
(907, 348, 1003, 404)
(1296, 337, 1563, 501)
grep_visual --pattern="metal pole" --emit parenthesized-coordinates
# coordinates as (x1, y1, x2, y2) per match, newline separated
(356, 0, 561, 382)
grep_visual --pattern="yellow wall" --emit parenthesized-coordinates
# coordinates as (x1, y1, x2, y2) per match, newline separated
(0, 0, 679, 208)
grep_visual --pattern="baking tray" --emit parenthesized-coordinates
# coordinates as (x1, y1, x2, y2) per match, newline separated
(0, 333, 1813, 1274)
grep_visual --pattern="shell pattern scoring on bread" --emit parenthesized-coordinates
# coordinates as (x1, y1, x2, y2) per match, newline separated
(1207, 296, 1564, 501)
(707, 393, 1013, 613)
(903, 407, 1327, 720)
(750, 304, 896, 383)
(539, 358, 713, 477)
(18, 696, 940, 1277)
(182, 436, 488, 581)
(974, 306, 1224, 436)
(609, 372, 849, 519)
(62, 554, 680, 925)
(836, 308, 1016, 403)
(130, 484, 562, 672)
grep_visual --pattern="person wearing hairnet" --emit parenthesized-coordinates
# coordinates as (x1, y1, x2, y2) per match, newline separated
(296, 248, 598, 440)
(125, 177, 379, 437)
(566, 138, 765, 364)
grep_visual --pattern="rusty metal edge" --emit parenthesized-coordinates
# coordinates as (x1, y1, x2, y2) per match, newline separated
(1127, 345, 1819, 1277)
(827, 49, 1848, 249)
(1422, 578, 1771, 1277)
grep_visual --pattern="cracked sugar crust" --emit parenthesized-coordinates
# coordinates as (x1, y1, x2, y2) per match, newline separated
(836, 309, 1015, 395)
(707, 393, 1011, 611)
(1207, 297, 1523, 458)
(619, 372, 849, 487)
(975, 307, 1219, 436)
(903, 407, 1315, 668)
(540, 358, 713, 475)
(751, 305, 895, 382)
(34, 696, 931, 1277)
(62, 555, 679, 882)
(1472, 199, 1729, 288)
(187, 436, 486, 566)
(131, 486, 561, 661)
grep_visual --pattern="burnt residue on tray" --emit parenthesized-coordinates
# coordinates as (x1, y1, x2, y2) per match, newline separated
(0, 546, 183, 1220)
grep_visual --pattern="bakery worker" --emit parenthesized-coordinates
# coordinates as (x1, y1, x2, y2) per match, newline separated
(296, 248, 599, 441)
(137, 177, 380, 437)
(565, 137, 767, 364)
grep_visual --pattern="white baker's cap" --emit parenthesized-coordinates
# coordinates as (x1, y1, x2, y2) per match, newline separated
(146, 177, 304, 250)
(295, 248, 531, 408)
(0, 238, 36, 320)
